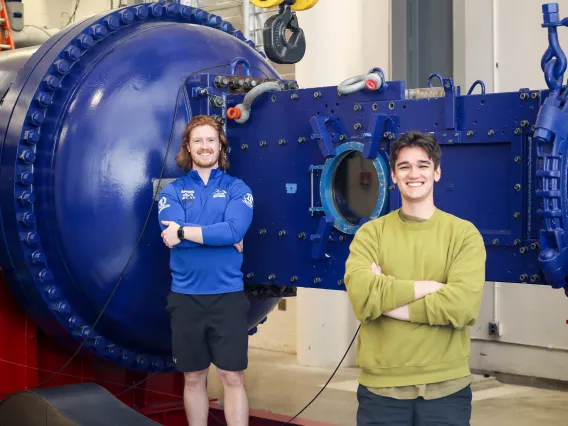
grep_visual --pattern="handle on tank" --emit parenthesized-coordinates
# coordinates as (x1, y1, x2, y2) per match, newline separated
(427, 73, 444, 88)
(466, 80, 486, 95)
(229, 57, 252, 77)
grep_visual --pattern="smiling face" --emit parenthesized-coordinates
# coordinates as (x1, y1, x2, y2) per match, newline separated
(391, 145, 441, 205)
(187, 124, 221, 170)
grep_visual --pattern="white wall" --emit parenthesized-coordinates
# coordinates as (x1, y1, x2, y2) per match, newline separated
(22, 0, 117, 29)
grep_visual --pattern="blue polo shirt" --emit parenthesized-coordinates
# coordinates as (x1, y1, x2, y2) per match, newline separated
(157, 167, 254, 295)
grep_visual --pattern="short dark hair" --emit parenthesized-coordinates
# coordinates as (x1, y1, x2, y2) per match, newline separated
(389, 131, 441, 171)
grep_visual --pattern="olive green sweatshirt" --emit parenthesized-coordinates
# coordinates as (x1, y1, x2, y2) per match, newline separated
(344, 208, 486, 389)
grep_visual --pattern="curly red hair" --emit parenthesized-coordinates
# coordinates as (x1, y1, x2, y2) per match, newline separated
(176, 115, 230, 172)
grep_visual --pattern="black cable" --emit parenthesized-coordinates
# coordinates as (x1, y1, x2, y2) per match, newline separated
(279, 324, 360, 425)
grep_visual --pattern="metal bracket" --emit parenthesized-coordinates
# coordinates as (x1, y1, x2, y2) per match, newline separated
(362, 113, 397, 159)
(311, 216, 334, 260)
(308, 165, 323, 215)
(310, 116, 337, 158)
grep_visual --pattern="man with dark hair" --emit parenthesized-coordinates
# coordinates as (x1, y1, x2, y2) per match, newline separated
(158, 115, 253, 426)
(344, 130, 486, 425)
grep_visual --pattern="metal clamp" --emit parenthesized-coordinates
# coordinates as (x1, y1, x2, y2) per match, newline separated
(263, 2, 306, 64)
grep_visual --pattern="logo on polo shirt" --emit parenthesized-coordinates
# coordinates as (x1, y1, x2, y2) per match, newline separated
(213, 189, 227, 198)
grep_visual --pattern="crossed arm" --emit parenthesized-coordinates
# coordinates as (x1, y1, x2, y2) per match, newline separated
(344, 224, 486, 329)
(157, 181, 253, 251)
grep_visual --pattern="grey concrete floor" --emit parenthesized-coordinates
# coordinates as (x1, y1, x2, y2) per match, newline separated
(206, 348, 568, 425)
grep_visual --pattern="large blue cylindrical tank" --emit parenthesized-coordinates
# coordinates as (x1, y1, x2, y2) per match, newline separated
(0, 2, 281, 372)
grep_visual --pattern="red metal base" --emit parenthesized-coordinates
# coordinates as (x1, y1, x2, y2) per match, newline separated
(0, 271, 332, 425)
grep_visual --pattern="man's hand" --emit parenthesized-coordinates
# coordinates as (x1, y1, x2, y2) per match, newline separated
(414, 281, 445, 299)
(161, 220, 181, 248)
(233, 239, 244, 253)
(371, 262, 382, 276)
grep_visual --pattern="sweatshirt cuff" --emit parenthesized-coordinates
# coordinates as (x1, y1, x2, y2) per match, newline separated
(393, 279, 416, 308)
(409, 298, 429, 324)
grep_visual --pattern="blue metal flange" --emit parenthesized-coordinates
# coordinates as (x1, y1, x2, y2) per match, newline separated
(0, 2, 273, 373)
(318, 142, 389, 235)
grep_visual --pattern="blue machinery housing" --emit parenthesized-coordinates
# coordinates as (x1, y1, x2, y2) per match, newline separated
(0, 1, 566, 373)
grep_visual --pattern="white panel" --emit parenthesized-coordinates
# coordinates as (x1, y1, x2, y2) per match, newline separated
(495, 0, 568, 92)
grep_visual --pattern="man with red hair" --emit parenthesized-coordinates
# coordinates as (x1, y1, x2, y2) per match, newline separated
(158, 115, 254, 426)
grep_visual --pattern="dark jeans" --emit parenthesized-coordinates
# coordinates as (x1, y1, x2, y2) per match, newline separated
(357, 384, 472, 426)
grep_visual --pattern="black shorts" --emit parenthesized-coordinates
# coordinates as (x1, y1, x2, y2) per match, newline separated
(166, 290, 250, 372)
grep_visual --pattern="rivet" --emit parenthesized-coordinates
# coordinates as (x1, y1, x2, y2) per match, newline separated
(520, 120, 529, 127)
(136, 355, 149, 368)
(298, 232, 306, 239)
(354, 123, 361, 130)
(18, 191, 35, 205)
(65, 46, 81, 61)
(208, 14, 222, 27)
(531, 125, 536, 131)
(165, 2, 180, 16)
(278, 230, 286, 236)
(278, 139, 286, 146)
(31, 250, 46, 264)
(467, 130, 473, 136)
(268, 274, 275, 280)
(24, 231, 40, 245)
(514, 183, 521, 191)
(514, 156, 520, 163)
(52, 301, 71, 314)
(492, 239, 499, 245)
(35, 93, 52, 107)
(92, 336, 108, 351)
(105, 15, 121, 30)
(241, 144, 248, 150)
(530, 274, 539, 283)
(45, 284, 60, 300)
(531, 242, 540, 250)
(76, 34, 94, 49)
(23, 130, 39, 144)
(314, 92, 321, 98)
(43, 75, 61, 91)
(488, 129, 494, 136)
(19, 150, 36, 164)
(18, 212, 36, 226)
(68, 315, 82, 329)
(339, 134, 346, 141)
(389, 102, 395, 110)
(27, 111, 44, 126)
(259, 140, 267, 147)
(220, 21, 234, 32)
(151, 358, 165, 371)
(246, 272, 254, 279)
(107, 344, 122, 358)
(354, 104, 361, 111)
(52, 60, 70, 76)
(514, 128, 521, 135)
(520, 93, 529, 100)
(150, 3, 164, 17)
(19, 171, 34, 185)
(192, 9, 209, 24)
(39, 269, 54, 283)
(372, 103, 378, 110)
(91, 24, 108, 39)
(514, 239, 521, 246)
(520, 273, 528, 282)
(514, 212, 520, 219)
(389, 185, 395, 190)
(291, 93, 299, 100)
(180, 6, 193, 20)
(290, 276, 298, 282)
(119, 9, 134, 24)
(298, 137, 306, 143)
(134, 5, 149, 19)
(519, 246, 528, 254)
(313, 277, 321, 284)
(259, 229, 266, 235)
(337, 279, 344, 286)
